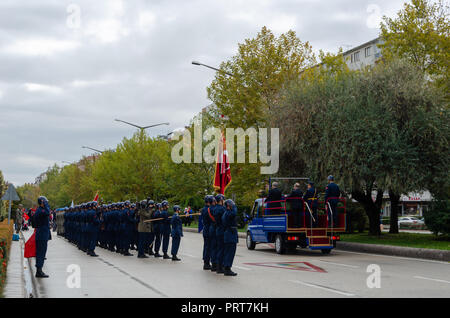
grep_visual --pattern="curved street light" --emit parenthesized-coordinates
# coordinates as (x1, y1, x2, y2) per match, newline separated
(191, 61, 234, 77)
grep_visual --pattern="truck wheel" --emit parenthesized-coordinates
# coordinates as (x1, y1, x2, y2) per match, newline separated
(275, 234, 286, 254)
(246, 232, 256, 250)
(321, 249, 331, 255)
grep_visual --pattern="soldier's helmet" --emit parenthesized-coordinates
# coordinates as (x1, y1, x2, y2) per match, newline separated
(327, 175, 334, 181)
(125, 200, 131, 206)
(148, 200, 155, 206)
(156, 203, 161, 209)
(140, 200, 147, 208)
(161, 200, 169, 208)
(37, 196, 48, 205)
(204, 195, 210, 203)
(215, 194, 225, 202)
(224, 199, 235, 209)
(173, 205, 181, 212)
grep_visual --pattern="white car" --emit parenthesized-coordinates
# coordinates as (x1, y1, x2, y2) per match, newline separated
(398, 217, 425, 227)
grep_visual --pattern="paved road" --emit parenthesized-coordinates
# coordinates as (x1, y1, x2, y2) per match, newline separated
(24, 230, 450, 298)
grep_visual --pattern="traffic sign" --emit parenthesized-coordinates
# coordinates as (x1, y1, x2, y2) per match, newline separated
(1, 184, 20, 201)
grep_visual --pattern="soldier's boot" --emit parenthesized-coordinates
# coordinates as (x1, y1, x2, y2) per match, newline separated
(89, 250, 98, 257)
(123, 250, 133, 256)
(216, 265, 225, 274)
(36, 268, 49, 278)
(210, 263, 217, 272)
(163, 253, 171, 259)
(137, 254, 149, 258)
(154, 252, 162, 258)
(203, 262, 211, 270)
(147, 249, 154, 256)
(172, 255, 181, 261)
(224, 267, 237, 276)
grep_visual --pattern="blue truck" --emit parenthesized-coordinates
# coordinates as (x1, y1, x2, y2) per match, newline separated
(246, 178, 346, 255)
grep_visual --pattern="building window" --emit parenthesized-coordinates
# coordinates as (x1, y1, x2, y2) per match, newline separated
(365, 46, 371, 57)
(353, 51, 360, 62)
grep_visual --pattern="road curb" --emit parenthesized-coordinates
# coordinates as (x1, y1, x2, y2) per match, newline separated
(336, 241, 450, 262)
(184, 227, 449, 261)
(183, 227, 246, 238)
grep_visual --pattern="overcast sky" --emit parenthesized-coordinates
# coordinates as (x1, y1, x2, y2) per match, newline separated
(0, 0, 408, 186)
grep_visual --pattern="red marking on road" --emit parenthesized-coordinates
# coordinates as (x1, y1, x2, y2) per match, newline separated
(244, 262, 326, 273)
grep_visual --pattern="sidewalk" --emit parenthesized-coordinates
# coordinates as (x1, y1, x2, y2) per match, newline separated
(3, 231, 34, 298)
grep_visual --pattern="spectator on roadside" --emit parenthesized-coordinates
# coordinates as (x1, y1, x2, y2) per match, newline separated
(15, 204, 24, 233)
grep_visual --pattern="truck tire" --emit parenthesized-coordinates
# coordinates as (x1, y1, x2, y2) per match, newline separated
(246, 232, 256, 250)
(275, 234, 286, 254)
(321, 249, 331, 255)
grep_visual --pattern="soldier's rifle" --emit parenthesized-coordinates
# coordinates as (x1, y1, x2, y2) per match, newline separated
(144, 213, 201, 223)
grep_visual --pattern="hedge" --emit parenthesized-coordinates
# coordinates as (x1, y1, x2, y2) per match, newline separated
(0, 220, 14, 297)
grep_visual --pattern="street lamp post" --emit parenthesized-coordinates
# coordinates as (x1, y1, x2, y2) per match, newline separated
(82, 146, 104, 154)
(191, 61, 234, 77)
(114, 119, 169, 132)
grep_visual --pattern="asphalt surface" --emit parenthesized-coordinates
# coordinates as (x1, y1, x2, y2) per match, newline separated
(24, 230, 450, 298)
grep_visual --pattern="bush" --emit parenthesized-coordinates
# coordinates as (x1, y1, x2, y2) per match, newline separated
(345, 201, 368, 233)
(0, 220, 13, 296)
(423, 199, 450, 235)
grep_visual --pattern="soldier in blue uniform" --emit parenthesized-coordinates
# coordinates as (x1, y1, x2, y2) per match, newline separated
(170, 205, 183, 261)
(208, 196, 218, 272)
(222, 199, 238, 276)
(303, 181, 319, 227)
(153, 203, 162, 257)
(325, 175, 341, 227)
(200, 195, 212, 270)
(34, 196, 51, 278)
(160, 200, 171, 259)
(87, 202, 100, 257)
(214, 194, 226, 274)
(121, 201, 133, 256)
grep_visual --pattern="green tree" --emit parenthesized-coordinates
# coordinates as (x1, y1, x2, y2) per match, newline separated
(380, 0, 450, 93)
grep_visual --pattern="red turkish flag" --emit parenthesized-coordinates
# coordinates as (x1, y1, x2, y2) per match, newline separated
(93, 192, 99, 202)
(213, 132, 232, 195)
(24, 230, 36, 258)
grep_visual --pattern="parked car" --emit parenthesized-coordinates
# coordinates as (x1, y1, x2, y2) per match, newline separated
(398, 216, 424, 227)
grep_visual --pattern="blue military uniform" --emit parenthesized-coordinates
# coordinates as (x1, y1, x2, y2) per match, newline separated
(207, 201, 218, 271)
(170, 206, 183, 261)
(153, 205, 162, 257)
(222, 199, 238, 276)
(200, 196, 212, 269)
(214, 195, 226, 274)
(160, 202, 171, 259)
(303, 183, 319, 227)
(325, 176, 341, 227)
(34, 197, 51, 278)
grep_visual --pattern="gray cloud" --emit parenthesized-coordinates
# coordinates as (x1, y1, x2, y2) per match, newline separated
(0, 0, 406, 185)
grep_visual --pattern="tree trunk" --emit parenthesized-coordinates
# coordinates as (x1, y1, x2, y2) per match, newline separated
(389, 190, 400, 234)
(352, 189, 383, 236)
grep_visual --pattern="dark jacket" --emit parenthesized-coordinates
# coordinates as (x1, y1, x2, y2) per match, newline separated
(265, 188, 282, 211)
(200, 205, 211, 237)
(34, 206, 50, 241)
(171, 213, 183, 237)
(287, 189, 304, 211)
(214, 204, 226, 236)
(222, 206, 238, 244)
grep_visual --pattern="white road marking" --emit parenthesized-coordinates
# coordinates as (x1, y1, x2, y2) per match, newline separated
(414, 276, 450, 284)
(318, 260, 359, 268)
(233, 265, 252, 271)
(181, 253, 197, 258)
(336, 249, 450, 265)
(290, 280, 356, 297)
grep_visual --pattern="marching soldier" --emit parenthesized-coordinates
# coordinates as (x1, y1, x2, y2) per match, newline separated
(146, 200, 155, 256)
(170, 205, 183, 261)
